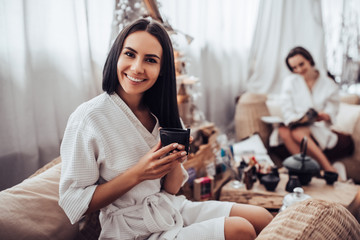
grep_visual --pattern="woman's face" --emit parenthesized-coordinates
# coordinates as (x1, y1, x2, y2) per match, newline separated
(288, 54, 313, 77)
(116, 31, 162, 98)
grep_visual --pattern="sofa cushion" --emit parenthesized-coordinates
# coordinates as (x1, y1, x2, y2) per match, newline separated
(0, 161, 78, 240)
(340, 93, 360, 105)
(265, 96, 284, 119)
(340, 115, 360, 183)
(332, 102, 360, 135)
(235, 92, 272, 146)
(256, 199, 360, 239)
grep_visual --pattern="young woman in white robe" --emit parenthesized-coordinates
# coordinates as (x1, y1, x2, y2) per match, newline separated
(278, 46, 340, 173)
(59, 18, 273, 240)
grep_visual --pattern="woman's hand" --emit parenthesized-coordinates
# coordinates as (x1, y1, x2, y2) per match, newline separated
(133, 141, 187, 182)
(85, 141, 186, 214)
(162, 135, 194, 194)
(171, 135, 194, 163)
(317, 112, 331, 122)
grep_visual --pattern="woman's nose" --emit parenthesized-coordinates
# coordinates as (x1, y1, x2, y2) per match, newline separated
(294, 67, 301, 74)
(131, 58, 144, 73)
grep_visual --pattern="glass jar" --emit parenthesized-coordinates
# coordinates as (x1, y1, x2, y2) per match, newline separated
(279, 187, 311, 212)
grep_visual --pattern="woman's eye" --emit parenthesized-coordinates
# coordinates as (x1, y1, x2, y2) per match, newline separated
(124, 51, 135, 58)
(146, 58, 157, 63)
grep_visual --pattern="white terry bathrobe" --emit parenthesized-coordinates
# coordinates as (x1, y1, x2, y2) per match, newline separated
(59, 93, 233, 240)
(273, 70, 340, 150)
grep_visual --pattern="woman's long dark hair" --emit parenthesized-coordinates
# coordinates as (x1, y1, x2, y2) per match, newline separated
(102, 18, 181, 128)
(285, 46, 315, 72)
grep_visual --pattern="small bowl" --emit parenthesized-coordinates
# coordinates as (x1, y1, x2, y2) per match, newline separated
(324, 171, 338, 185)
(261, 174, 280, 191)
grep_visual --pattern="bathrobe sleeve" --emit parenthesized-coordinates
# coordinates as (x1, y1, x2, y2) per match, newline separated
(59, 114, 104, 224)
(180, 164, 189, 186)
(319, 80, 339, 123)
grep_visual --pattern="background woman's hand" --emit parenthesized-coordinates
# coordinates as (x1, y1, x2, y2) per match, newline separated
(317, 112, 331, 122)
(133, 141, 187, 182)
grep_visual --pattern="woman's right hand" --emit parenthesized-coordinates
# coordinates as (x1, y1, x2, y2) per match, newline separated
(85, 142, 185, 214)
(132, 141, 186, 182)
(317, 111, 331, 122)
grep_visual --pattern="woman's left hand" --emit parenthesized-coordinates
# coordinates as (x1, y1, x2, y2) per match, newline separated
(172, 136, 193, 163)
(317, 112, 331, 122)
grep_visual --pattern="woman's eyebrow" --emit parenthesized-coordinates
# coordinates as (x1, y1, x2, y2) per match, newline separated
(146, 53, 161, 60)
(124, 46, 137, 53)
(124, 46, 160, 60)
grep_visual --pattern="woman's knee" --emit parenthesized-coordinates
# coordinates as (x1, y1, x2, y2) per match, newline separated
(229, 204, 273, 234)
(224, 216, 256, 240)
(278, 126, 291, 140)
(290, 127, 310, 142)
(249, 206, 273, 231)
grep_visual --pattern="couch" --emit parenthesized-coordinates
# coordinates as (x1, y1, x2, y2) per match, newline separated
(1, 156, 360, 240)
(234, 92, 360, 183)
(256, 198, 360, 239)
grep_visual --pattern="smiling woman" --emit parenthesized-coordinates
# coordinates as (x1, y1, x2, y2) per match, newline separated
(58, 18, 273, 240)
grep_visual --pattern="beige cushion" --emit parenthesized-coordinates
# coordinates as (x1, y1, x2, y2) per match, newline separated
(256, 199, 360, 239)
(0, 162, 78, 240)
(340, 93, 360, 105)
(332, 103, 360, 135)
(235, 92, 272, 146)
(341, 115, 360, 183)
(265, 97, 284, 119)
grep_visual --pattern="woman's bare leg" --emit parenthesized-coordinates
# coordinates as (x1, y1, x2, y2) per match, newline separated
(224, 217, 256, 240)
(278, 126, 301, 154)
(279, 126, 337, 172)
(290, 127, 336, 172)
(225, 203, 273, 237)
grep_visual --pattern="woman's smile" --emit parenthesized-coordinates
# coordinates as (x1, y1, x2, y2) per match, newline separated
(125, 73, 146, 83)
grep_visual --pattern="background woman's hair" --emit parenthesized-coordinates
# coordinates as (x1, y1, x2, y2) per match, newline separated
(102, 18, 181, 128)
(285, 46, 315, 72)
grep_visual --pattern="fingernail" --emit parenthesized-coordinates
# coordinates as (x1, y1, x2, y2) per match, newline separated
(181, 151, 186, 156)
(172, 143, 178, 148)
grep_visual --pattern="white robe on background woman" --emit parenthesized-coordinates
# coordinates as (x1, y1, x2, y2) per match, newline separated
(59, 92, 233, 240)
(278, 70, 340, 150)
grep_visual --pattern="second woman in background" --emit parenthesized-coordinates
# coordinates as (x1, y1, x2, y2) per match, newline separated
(278, 46, 340, 174)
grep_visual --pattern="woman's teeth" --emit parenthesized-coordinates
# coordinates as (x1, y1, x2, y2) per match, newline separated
(127, 75, 144, 82)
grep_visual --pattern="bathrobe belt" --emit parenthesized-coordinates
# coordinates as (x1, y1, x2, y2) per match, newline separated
(101, 192, 184, 239)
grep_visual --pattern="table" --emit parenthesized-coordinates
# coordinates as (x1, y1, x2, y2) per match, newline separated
(219, 171, 360, 211)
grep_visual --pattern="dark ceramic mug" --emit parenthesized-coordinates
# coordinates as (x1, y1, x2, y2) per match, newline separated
(159, 128, 191, 154)
(324, 171, 338, 185)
